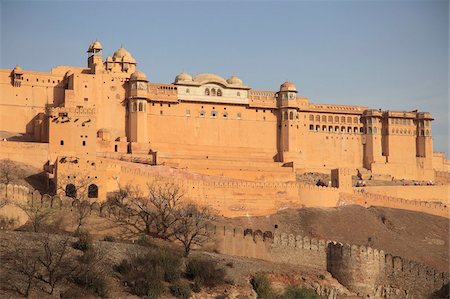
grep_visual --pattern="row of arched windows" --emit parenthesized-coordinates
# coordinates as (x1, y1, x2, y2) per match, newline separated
(205, 88, 223, 96)
(309, 114, 360, 124)
(390, 118, 412, 125)
(65, 184, 98, 198)
(389, 128, 430, 136)
(309, 125, 361, 134)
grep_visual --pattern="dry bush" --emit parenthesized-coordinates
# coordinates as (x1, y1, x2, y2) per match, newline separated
(70, 246, 108, 297)
(185, 257, 226, 288)
(0, 215, 19, 230)
(115, 247, 182, 297)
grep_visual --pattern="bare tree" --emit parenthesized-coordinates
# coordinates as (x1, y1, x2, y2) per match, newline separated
(0, 159, 25, 198)
(34, 236, 77, 294)
(2, 235, 76, 297)
(0, 159, 24, 186)
(104, 181, 185, 240)
(2, 249, 38, 297)
(15, 200, 54, 232)
(174, 203, 215, 256)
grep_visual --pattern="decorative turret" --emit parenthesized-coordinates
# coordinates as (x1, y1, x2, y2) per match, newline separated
(87, 39, 103, 72)
(128, 69, 148, 144)
(129, 69, 148, 98)
(12, 65, 23, 87)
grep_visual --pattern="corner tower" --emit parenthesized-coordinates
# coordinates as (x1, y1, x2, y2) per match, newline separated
(128, 70, 149, 144)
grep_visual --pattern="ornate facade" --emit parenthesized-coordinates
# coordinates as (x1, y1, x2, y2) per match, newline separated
(0, 40, 446, 199)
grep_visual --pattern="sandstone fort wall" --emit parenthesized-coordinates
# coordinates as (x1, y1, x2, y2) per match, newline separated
(0, 183, 448, 297)
(214, 226, 449, 298)
(339, 192, 449, 218)
(0, 141, 49, 169)
(363, 185, 449, 203)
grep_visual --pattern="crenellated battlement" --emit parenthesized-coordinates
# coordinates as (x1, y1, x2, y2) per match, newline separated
(213, 224, 449, 298)
(339, 191, 449, 218)
(0, 184, 448, 298)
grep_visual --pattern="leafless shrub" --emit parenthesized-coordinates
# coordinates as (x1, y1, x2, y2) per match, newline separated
(15, 200, 54, 232)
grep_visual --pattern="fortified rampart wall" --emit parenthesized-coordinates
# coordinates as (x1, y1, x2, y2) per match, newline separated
(363, 185, 449, 202)
(214, 226, 449, 298)
(114, 162, 340, 216)
(0, 183, 448, 298)
(339, 192, 449, 218)
(0, 141, 49, 169)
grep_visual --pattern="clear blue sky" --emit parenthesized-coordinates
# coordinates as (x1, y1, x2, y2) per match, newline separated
(1, 0, 448, 154)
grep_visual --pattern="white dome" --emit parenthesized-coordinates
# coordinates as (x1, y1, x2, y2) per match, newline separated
(227, 75, 243, 86)
(175, 72, 193, 82)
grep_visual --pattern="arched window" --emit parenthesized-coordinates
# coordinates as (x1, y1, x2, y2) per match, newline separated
(354, 127, 358, 133)
(335, 116, 339, 123)
(132, 102, 137, 112)
(289, 111, 294, 120)
(217, 89, 222, 96)
(205, 88, 210, 96)
(353, 117, 358, 123)
(396, 129, 399, 134)
(347, 117, 352, 123)
(309, 115, 314, 121)
(309, 124, 314, 131)
(368, 118, 372, 125)
(316, 125, 320, 131)
(347, 126, 351, 133)
(341, 126, 345, 132)
(284, 111, 288, 120)
(65, 184, 76, 198)
(211, 88, 216, 96)
(368, 127, 372, 134)
(373, 127, 377, 134)
(328, 126, 333, 132)
(316, 115, 320, 122)
(328, 116, 333, 122)
(420, 129, 424, 136)
(322, 115, 327, 122)
(335, 126, 339, 132)
(138, 102, 143, 112)
(341, 116, 345, 123)
(88, 184, 98, 198)
(360, 127, 364, 133)
(322, 125, 327, 131)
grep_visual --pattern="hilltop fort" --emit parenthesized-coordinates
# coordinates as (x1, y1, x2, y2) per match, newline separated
(1, 40, 449, 204)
